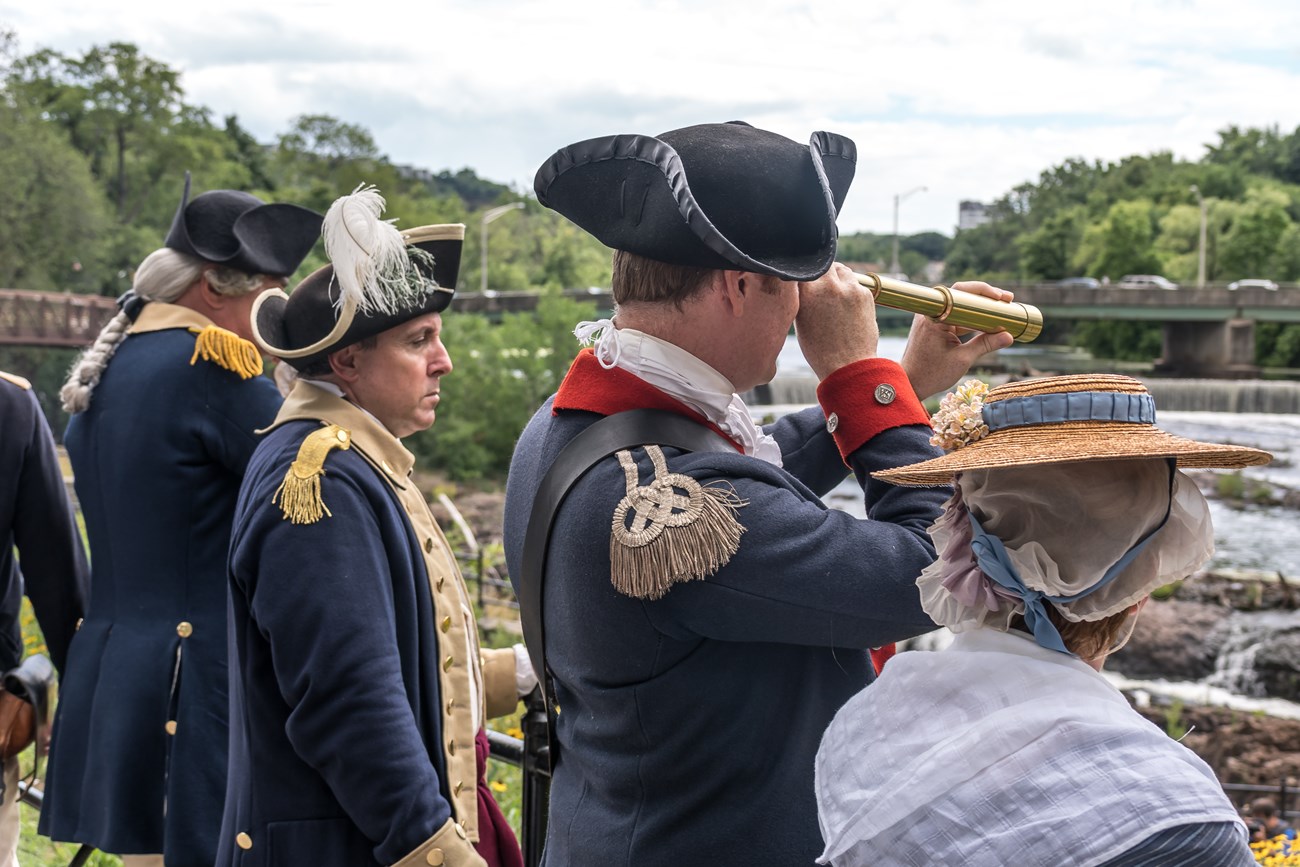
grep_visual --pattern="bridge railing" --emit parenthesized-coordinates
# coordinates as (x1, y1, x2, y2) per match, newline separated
(0, 290, 117, 347)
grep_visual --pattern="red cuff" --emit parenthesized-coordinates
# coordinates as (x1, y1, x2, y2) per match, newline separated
(815, 358, 930, 461)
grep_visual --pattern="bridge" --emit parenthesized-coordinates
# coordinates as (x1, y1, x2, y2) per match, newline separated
(1009, 284, 1300, 376)
(3, 284, 1297, 376)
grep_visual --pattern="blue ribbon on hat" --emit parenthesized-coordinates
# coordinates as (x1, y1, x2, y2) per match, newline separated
(966, 459, 1176, 656)
(983, 391, 1156, 432)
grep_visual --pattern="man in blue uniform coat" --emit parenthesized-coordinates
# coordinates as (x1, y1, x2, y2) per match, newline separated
(41, 176, 322, 867)
(221, 187, 527, 867)
(0, 369, 88, 863)
(502, 121, 1017, 866)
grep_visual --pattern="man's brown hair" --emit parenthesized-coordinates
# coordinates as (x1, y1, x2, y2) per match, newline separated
(611, 251, 715, 308)
(611, 251, 788, 309)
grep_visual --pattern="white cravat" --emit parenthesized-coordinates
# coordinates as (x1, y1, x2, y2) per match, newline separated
(575, 319, 783, 467)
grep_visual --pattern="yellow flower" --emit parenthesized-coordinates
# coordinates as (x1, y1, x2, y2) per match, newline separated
(490, 780, 508, 793)
(505, 726, 523, 740)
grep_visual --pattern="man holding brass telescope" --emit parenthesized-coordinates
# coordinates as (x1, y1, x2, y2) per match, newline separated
(504, 121, 1016, 865)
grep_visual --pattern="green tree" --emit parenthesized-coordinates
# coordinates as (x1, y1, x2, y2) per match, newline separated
(1071, 321, 1164, 363)
(1073, 199, 1162, 279)
(1018, 206, 1086, 280)
(0, 100, 110, 292)
(413, 296, 598, 479)
(1216, 186, 1293, 279)
(1154, 202, 1205, 285)
(5, 41, 254, 289)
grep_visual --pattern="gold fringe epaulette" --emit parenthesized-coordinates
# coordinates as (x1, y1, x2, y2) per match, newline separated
(0, 371, 32, 390)
(188, 325, 263, 379)
(273, 425, 352, 524)
(609, 446, 747, 600)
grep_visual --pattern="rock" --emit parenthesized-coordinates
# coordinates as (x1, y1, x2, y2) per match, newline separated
(1108, 599, 1228, 681)
(1254, 628, 1300, 702)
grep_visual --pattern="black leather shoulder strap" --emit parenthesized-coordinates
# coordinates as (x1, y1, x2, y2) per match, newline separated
(518, 409, 735, 702)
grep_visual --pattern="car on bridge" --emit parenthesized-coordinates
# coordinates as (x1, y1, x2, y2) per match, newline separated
(1227, 278, 1279, 291)
(1118, 274, 1179, 290)
(1056, 276, 1101, 289)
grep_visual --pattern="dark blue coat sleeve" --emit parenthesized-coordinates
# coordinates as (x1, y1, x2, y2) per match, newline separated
(766, 405, 850, 497)
(12, 388, 88, 674)
(642, 424, 945, 648)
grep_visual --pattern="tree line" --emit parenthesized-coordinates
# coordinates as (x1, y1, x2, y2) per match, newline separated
(4, 33, 1300, 479)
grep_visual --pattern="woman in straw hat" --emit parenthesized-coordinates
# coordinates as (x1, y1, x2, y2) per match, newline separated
(813, 374, 1269, 867)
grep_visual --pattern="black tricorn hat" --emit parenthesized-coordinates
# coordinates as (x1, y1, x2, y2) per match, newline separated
(252, 223, 464, 371)
(533, 121, 856, 281)
(164, 172, 323, 278)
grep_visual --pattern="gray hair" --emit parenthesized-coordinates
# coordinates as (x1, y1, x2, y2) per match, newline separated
(61, 249, 269, 412)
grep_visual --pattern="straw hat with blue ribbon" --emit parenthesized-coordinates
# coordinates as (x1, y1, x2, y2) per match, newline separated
(873, 373, 1270, 486)
(879, 373, 1273, 657)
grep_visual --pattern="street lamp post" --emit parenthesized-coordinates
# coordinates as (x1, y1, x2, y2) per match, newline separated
(1189, 185, 1207, 289)
(890, 186, 927, 276)
(480, 202, 526, 295)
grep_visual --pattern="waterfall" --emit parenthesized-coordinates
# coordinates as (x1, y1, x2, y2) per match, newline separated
(1203, 610, 1300, 699)
(1142, 379, 1300, 414)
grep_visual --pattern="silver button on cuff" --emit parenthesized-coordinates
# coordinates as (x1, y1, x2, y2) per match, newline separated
(874, 383, 897, 405)
(826, 412, 839, 433)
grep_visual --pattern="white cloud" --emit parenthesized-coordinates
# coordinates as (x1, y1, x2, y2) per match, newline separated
(4, 0, 1298, 232)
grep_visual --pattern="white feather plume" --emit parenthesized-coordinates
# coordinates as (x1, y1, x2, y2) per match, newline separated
(322, 184, 420, 315)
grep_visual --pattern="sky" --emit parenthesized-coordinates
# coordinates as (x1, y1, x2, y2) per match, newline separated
(4, 0, 1300, 236)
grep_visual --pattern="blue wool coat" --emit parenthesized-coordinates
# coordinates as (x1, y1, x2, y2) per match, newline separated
(0, 373, 88, 676)
(40, 305, 283, 864)
(219, 380, 506, 867)
(502, 360, 948, 867)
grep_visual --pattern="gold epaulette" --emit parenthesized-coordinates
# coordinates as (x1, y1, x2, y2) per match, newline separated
(608, 445, 747, 599)
(188, 325, 264, 379)
(0, 371, 32, 390)
(272, 425, 352, 524)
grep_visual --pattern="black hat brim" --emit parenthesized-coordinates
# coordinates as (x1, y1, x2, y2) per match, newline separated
(534, 122, 856, 281)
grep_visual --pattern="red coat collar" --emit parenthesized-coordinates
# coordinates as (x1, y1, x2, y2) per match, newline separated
(554, 349, 742, 452)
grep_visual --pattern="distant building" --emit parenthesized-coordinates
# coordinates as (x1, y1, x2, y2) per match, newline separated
(958, 200, 991, 231)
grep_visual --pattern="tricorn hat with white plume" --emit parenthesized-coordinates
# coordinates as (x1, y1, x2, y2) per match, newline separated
(252, 185, 464, 370)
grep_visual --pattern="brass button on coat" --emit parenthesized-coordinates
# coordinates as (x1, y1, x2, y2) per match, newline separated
(443, 655, 454, 672)
(454, 823, 468, 840)
(447, 739, 456, 756)
(425, 537, 435, 553)
(436, 576, 445, 592)
(445, 698, 455, 715)
(440, 616, 451, 633)
(236, 832, 253, 850)
(75, 617, 83, 631)
(177, 621, 193, 638)
(165, 720, 177, 735)
(426, 850, 445, 866)
(453, 780, 464, 795)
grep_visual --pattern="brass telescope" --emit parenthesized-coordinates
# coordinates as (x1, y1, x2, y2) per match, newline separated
(854, 271, 1043, 343)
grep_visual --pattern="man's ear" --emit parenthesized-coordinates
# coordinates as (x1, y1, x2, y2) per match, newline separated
(719, 270, 748, 317)
(195, 271, 225, 310)
(328, 345, 363, 383)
